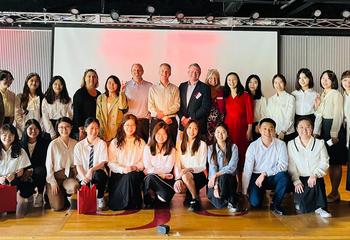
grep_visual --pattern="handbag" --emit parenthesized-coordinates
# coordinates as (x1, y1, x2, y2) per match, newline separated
(77, 184, 97, 214)
(0, 184, 17, 213)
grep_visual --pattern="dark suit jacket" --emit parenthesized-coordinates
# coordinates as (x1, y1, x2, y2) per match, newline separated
(178, 80, 211, 134)
(20, 133, 51, 175)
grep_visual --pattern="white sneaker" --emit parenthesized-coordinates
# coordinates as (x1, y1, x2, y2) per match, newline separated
(227, 202, 237, 213)
(97, 198, 105, 210)
(315, 208, 332, 218)
(33, 193, 43, 207)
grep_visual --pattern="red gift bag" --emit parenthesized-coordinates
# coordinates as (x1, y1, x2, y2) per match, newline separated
(77, 184, 97, 214)
(0, 185, 17, 213)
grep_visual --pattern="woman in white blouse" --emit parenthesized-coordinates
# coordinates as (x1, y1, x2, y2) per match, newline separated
(207, 124, 238, 211)
(341, 71, 350, 192)
(74, 117, 108, 210)
(42, 76, 73, 139)
(267, 74, 295, 142)
(108, 114, 145, 210)
(143, 121, 176, 208)
(291, 68, 318, 127)
(46, 117, 79, 211)
(315, 70, 346, 203)
(245, 74, 267, 140)
(15, 73, 44, 136)
(0, 124, 33, 214)
(288, 117, 331, 218)
(174, 119, 207, 211)
(96, 75, 127, 142)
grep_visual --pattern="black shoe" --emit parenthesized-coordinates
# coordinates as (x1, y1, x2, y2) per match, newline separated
(144, 194, 155, 209)
(188, 199, 201, 211)
(270, 204, 284, 216)
(183, 197, 191, 207)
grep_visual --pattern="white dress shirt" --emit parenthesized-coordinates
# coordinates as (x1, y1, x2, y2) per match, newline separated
(267, 91, 295, 135)
(143, 146, 175, 175)
(42, 98, 73, 138)
(15, 94, 42, 133)
(0, 148, 30, 177)
(148, 82, 180, 119)
(108, 138, 146, 174)
(46, 137, 77, 185)
(174, 140, 207, 178)
(242, 138, 288, 195)
(253, 97, 267, 122)
(125, 79, 152, 119)
(314, 89, 343, 138)
(291, 89, 318, 116)
(74, 137, 108, 180)
(288, 136, 329, 186)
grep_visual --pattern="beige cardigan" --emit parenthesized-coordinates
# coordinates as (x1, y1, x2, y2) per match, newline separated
(96, 92, 127, 142)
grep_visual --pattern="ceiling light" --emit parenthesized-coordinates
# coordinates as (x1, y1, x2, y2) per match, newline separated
(4, 16, 15, 24)
(70, 8, 79, 15)
(110, 9, 119, 21)
(146, 5, 155, 15)
(342, 10, 350, 19)
(251, 12, 260, 20)
(205, 14, 215, 23)
(313, 9, 322, 18)
(176, 11, 185, 23)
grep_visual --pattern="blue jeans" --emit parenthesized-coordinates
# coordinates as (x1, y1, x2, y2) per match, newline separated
(248, 172, 290, 209)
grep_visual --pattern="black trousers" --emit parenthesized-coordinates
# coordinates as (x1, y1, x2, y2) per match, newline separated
(88, 169, 108, 198)
(108, 171, 144, 211)
(150, 117, 178, 145)
(207, 174, 237, 208)
(294, 177, 327, 213)
(137, 118, 150, 143)
(9, 177, 35, 198)
(31, 166, 46, 193)
(144, 174, 175, 203)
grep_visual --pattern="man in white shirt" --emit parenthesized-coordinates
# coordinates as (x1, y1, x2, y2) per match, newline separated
(125, 63, 152, 143)
(242, 118, 291, 215)
(148, 63, 180, 144)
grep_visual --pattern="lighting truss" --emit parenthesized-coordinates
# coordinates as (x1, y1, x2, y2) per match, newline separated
(0, 12, 350, 29)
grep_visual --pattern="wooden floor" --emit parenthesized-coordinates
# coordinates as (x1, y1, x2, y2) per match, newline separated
(2, 168, 350, 240)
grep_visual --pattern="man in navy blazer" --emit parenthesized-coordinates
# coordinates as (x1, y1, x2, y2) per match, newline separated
(178, 63, 211, 136)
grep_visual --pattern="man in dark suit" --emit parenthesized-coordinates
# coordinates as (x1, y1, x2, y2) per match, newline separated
(178, 63, 211, 136)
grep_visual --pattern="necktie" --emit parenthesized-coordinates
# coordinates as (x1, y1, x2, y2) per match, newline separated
(89, 145, 94, 169)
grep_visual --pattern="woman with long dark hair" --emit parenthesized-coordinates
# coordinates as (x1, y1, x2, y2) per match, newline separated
(245, 74, 267, 140)
(42, 76, 72, 139)
(207, 123, 238, 212)
(223, 72, 253, 192)
(108, 114, 145, 210)
(20, 119, 50, 208)
(174, 119, 207, 211)
(96, 75, 127, 142)
(15, 73, 44, 136)
(143, 121, 176, 207)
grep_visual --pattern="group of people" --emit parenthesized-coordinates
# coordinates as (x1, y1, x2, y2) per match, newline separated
(0, 64, 350, 219)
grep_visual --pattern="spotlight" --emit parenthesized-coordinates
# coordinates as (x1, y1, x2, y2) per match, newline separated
(176, 11, 185, 23)
(250, 12, 260, 20)
(70, 8, 79, 15)
(146, 5, 155, 15)
(4, 16, 14, 24)
(110, 9, 120, 21)
(342, 10, 350, 19)
(312, 9, 322, 18)
(205, 14, 215, 23)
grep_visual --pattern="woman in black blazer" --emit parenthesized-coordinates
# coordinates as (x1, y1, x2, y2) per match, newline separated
(20, 119, 50, 207)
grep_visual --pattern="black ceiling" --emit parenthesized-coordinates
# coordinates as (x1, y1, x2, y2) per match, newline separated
(1, 0, 349, 19)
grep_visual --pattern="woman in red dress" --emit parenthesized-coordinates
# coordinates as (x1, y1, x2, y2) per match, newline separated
(224, 72, 253, 192)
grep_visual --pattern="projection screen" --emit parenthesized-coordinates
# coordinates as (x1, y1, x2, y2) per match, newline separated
(53, 27, 278, 97)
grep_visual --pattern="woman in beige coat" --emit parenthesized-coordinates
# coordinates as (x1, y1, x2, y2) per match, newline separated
(96, 75, 127, 142)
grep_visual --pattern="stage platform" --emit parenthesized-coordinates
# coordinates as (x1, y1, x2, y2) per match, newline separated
(1, 168, 350, 240)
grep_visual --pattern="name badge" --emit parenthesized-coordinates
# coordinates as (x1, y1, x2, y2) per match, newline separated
(195, 92, 202, 99)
